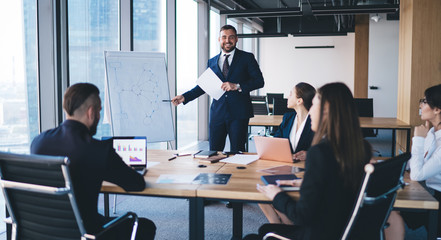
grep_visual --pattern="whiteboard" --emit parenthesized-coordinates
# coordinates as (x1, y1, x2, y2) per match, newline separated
(104, 51, 174, 142)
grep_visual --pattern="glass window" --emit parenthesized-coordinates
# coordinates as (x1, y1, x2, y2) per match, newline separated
(227, 19, 237, 29)
(210, 10, 220, 58)
(242, 25, 253, 53)
(133, 0, 166, 52)
(68, 1, 119, 139)
(0, 1, 38, 153)
(133, 0, 167, 149)
(176, 0, 198, 149)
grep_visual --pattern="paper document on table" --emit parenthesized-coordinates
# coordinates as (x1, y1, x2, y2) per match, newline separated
(156, 174, 199, 184)
(220, 155, 259, 165)
(196, 68, 225, 100)
(147, 161, 160, 169)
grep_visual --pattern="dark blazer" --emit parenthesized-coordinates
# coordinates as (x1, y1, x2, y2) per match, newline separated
(272, 139, 371, 239)
(30, 120, 145, 234)
(273, 112, 314, 153)
(182, 49, 264, 123)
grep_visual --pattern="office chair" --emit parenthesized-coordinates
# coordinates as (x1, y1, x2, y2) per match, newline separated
(272, 98, 294, 116)
(250, 95, 267, 103)
(342, 152, 411, 240)
(266, 93, 283, 109)
(0, 151, 138, 240)
(354, 98, 378, 138)
(262, 152, 411, 240)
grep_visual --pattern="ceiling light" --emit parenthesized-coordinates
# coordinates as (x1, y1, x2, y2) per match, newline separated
(371, 13, 382, 22)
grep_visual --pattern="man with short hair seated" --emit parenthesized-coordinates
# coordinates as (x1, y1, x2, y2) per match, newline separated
(31, 82, 156, 240)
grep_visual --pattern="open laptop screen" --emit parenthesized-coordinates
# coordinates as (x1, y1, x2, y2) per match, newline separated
(103, 136, 147, 167)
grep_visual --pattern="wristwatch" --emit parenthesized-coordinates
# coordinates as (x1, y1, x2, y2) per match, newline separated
(236, 83, 242, 92)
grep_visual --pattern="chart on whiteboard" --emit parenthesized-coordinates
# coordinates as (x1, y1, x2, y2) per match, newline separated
(105, 51, 174, 142)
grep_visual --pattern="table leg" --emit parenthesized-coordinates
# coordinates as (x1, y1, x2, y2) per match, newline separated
(104, 193, 109, 217)
(232, 202, 243, 240)
(392, 129, 396, 157)
(427, 210, 438, 240)
(406, 129, 411, 153)
(189, 198, 204, 240)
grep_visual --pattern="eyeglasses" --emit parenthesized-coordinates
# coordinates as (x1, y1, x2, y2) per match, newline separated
(419, 98, 428, 104)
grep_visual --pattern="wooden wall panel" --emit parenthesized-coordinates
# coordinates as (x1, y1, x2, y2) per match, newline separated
(354, 15, 369, 98)
(397, 0, 441, 154)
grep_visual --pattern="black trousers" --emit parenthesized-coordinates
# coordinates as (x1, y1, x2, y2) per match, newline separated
(401, 188, 441, 237)
(209, 118, 249, 152)
(100, 217, 156, 240)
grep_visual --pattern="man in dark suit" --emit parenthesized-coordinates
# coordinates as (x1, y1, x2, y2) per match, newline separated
(172, 25, 264, 152)
(31, 83, 156, 240)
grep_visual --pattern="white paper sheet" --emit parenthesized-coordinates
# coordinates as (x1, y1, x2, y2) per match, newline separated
(220, 155, 259, 165)
(147, 161, 160, 169)
(196, 68, 225, 100)
(156, 174, 199, 184)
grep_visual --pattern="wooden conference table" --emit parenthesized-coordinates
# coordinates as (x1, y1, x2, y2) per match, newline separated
(249, 115, 412, 156)
(101, 150, 438, 240)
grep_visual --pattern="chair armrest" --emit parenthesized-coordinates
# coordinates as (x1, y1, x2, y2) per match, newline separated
(85, 212, 138, 240)
(4, 217, 12, 225)
(263, 232, 292, 240)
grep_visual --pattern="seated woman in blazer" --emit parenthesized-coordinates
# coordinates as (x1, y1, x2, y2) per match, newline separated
(246, 82, 372, 240)
(273, 82, 316, 161)
(259, 82, 316, 224)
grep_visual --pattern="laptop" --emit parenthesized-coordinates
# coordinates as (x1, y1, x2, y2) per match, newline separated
(103, 136, 147, 175)
(254, 136, 293, 162)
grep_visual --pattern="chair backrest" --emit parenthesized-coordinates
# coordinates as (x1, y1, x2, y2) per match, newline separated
(266, 93, 283, 107)
(252, 102, 269, 115)
(354, 98, 376, 137)
(272, 98, 294, 115)
(354, 98, 373, 117)
(342, 152, 411, 240)
(0, 151, 86, 240)
(250, 95, 267, 103)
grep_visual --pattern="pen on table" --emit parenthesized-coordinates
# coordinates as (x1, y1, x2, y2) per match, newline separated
(168, 155, 177, 161)
(162, 100, 173, 102)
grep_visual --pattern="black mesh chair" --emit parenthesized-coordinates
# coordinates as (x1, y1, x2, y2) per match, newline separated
(342, 152, 411, 240)
(0, 151, 138, 240)
(272, 98, 294, 116)
(354, 98, 377, 138)
(251, 95, 269, 115)
(262, 152, 411, 240)
(266, 93, 283, 109)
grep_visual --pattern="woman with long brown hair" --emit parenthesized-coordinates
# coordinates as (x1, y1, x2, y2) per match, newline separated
(244, 82, 372, 239)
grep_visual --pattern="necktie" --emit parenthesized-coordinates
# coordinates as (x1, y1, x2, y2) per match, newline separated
(222, 54, 230, 78)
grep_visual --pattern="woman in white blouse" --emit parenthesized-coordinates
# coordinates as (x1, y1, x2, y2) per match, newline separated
(386, 84, 441, 239)
(259, 82, 316, 224)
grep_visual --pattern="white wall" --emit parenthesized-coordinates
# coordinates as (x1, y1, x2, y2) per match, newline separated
(368, 14, 399, 117)
(258, 34, 355, 97)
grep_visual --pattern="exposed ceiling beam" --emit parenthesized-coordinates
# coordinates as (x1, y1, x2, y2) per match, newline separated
(221, 7, 302, 18)
(220, 4, 398, 18)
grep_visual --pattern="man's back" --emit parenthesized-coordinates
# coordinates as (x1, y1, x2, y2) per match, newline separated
(31, 120, 145, 233)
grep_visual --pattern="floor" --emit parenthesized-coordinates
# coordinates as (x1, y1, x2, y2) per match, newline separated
(0, 128, 430, 239)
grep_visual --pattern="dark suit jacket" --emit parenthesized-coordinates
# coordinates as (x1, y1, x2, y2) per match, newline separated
(273, 112, 314, 153)
(30, 120, 145, 234)
(272, 139, 371, 239)
(182, 49, 264, 123)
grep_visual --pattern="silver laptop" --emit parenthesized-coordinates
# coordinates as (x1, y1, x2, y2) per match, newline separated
(254, 136, 293, 162)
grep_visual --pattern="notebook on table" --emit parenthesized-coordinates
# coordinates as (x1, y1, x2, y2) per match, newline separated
(103, 136, 147, 175)
(254, 136, 293, 163)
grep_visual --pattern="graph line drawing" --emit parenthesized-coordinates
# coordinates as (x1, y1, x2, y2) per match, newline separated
(105, 51, 174, 142)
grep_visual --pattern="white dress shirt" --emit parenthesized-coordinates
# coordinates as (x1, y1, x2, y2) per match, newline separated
(218, 48, 236, 71)
(409, 127, 441, 192)
(289, 115, 308, 152)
